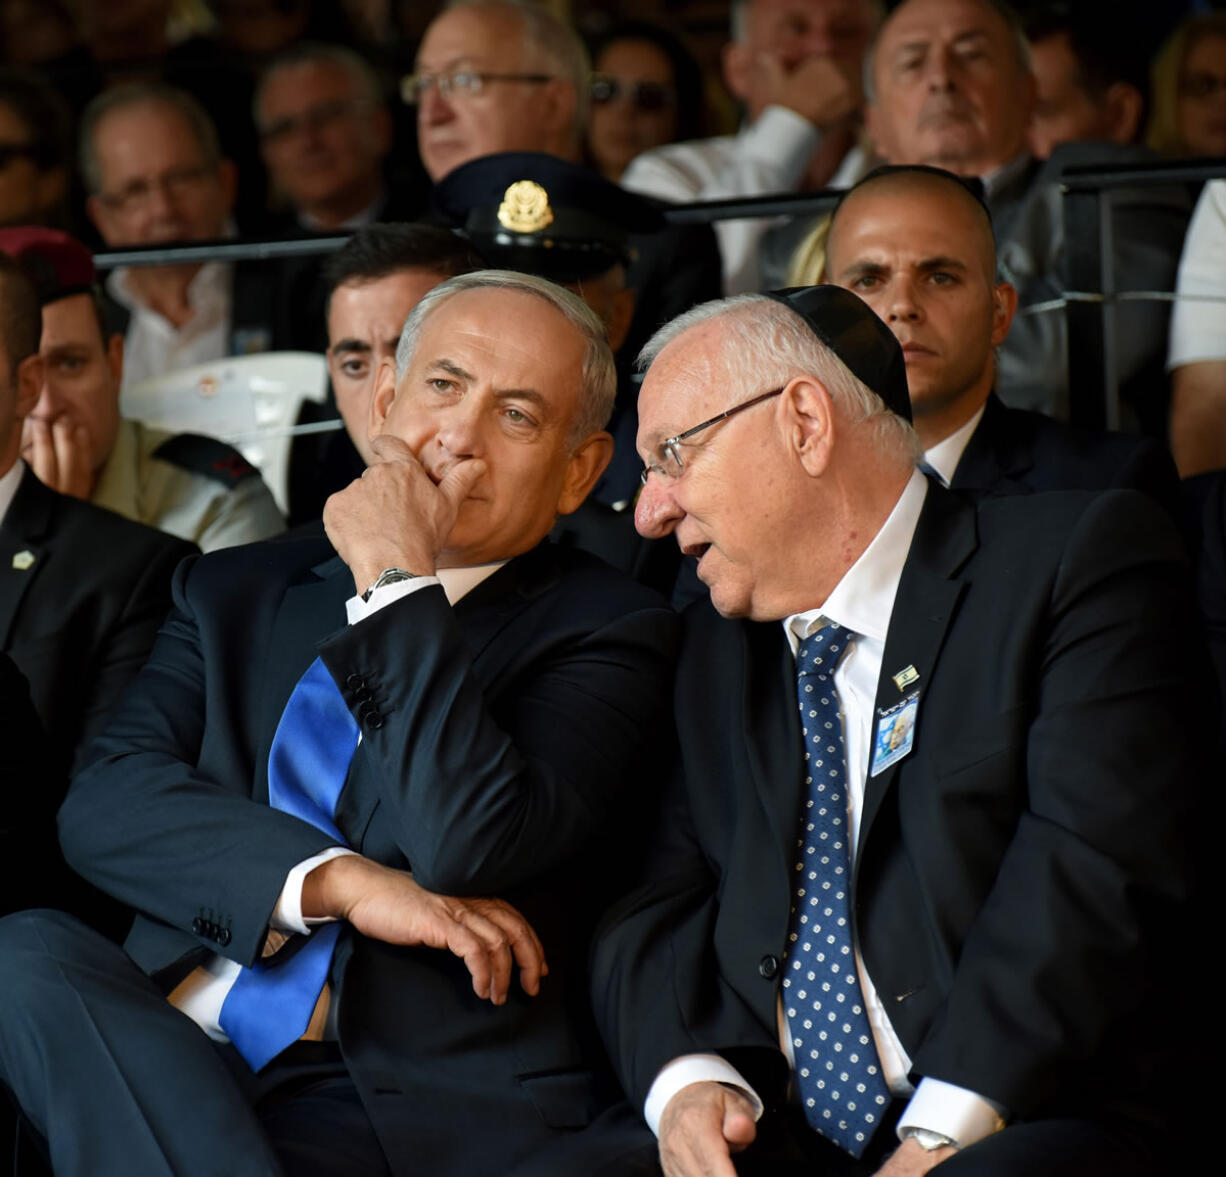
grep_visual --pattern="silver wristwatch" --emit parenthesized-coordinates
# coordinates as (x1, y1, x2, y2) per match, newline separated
(361, 567, 417, 603)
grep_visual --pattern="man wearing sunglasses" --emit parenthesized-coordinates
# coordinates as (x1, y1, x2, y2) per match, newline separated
(590, 285, 1206, 1177)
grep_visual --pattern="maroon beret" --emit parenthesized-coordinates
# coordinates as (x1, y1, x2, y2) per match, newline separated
(0, 226, 96, 305)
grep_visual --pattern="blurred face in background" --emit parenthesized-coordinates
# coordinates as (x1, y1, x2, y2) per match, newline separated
(1177, 32, 1226, 157)
(588, 38, 679, 181)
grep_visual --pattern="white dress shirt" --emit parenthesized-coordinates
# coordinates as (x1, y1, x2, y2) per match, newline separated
(644, 470, 1005, 1151)
(0, 458, 26, 526)
(923, 405, 986, 487)
(109, 262, 234, 392)
(168, 560, 506, 1041)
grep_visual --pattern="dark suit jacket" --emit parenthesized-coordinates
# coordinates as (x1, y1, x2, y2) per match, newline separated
(593, 484, 1207, 1147)
(60, 532, 678, 1176)
(0, 466, 195, 783)
(953, 393, 1181, 516)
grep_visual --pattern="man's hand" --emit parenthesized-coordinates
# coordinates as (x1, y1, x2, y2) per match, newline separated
(873, 1137, 957, 1176)
(753, 52, 861, 130)
(22, 416, 94, 499)
(658, 1082, 757, 1177)
(302, 855, 546, 1004)
(322, 433, 485, 594)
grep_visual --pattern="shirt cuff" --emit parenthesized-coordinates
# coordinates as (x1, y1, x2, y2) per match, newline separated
(270, 846, 359, 935)
(643, 1054, 765, 1137)
(345, 575, 440, 624)
(897, 1077, 1008, 1149)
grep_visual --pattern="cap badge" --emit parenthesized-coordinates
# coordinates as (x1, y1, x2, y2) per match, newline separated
(11, 550, 35, 571)
(497, 180, 554, 234)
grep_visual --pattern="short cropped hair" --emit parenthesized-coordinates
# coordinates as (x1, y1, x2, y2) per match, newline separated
(79, 83, 222, 195)
(0, 254, 42, 375)
(0, 68, 72, 173)
(395, 269, 616, 444)
(254, 41, 385, 128)
(639, 294, 922, 462)
(445, 1, 591, 134)
(864, 0, 1031, 103)
(321, 224, 483, 321)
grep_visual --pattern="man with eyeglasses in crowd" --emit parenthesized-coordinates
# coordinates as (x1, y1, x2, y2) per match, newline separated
(80, 82, 293, 392)
(622, 0, 883, 295)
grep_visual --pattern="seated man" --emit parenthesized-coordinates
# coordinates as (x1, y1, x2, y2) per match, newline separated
(0, 253, 194, 783)
(0, 271, 678, 1177)
(0, 226, 286, 551)
(591, 285, 1205, 1175)
(821, 165, 1179, 513)
(290, 222, 482, 522)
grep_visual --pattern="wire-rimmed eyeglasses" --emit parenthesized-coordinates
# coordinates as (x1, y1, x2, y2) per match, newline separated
(639, 387, 784, 486)
(400, 71, 555, 105)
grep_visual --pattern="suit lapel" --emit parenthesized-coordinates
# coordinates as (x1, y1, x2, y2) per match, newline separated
(857, 487, 977, 859)
(952, 394, 1033, 494)
(0, 470, 54, 650)
(742, 619, 807, 876)
(254, 553, 355, 799)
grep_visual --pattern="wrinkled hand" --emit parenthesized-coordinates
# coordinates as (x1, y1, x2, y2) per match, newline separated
(658, 1082, 758, 1177)
(303, 855, 546, 1004)
(754, 52, 861, 129)
(323, 433, 486, 594)
(22, 416, 94, 500)
(874, 1137, 957, 1176)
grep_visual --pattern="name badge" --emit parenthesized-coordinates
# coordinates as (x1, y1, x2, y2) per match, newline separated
(871, 689, 919, 777)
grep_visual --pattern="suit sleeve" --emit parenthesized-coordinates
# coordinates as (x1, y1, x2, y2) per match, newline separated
(906, 492, 1209, 1115)
(60, 556, 342, 968)
(317, 581, 680, 894)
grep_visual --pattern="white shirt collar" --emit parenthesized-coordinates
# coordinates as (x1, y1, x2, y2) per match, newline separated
(923, 404, 985, 487)
(783, 467, 929, 651)
(436, 560, 507, 604)
(108, 259, 231, 321)
(0, 458, 25, 526)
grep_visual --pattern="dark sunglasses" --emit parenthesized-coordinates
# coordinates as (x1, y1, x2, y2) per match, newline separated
(590, 75, 676, 112)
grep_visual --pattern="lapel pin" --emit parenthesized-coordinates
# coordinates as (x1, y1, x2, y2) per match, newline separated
(11, 550, 35, 571)
(892, 665, 919, 691)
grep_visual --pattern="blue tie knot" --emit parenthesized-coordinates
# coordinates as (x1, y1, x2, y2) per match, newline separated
(797, 622, 848, 679)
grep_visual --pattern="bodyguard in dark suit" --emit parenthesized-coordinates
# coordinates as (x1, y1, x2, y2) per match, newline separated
(0, 272, 677, 1176)
(821, 165, 1180, 515)
(589, 285, 1206, 1176)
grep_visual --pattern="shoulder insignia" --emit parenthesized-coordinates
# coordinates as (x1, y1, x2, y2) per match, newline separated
(152, 432, 260, 488)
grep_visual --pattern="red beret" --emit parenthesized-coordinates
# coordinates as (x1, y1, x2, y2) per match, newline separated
(0, 226, 96, 305)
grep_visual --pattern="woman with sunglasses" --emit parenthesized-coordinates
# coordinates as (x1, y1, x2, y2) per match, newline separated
(585, 22, 706, 183)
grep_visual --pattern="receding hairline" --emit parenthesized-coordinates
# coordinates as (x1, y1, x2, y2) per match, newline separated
(828, 169, 998, 282)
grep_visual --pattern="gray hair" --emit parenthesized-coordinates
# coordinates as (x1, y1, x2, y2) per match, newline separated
(395, 270, 616, 445)
(254, 42, 385, 129)
(444, 0, 590, 136)
(734, 0, 884, 47)
(79, 82, 222, 195)
(863, 0, 1031, 104)
(639, 294, 922, 462)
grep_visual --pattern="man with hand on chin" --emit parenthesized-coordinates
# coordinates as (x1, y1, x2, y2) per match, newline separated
(0, 271, 678, 1177)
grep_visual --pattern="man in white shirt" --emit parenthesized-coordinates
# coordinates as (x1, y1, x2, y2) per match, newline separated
(80, 81, 278, 389)
(622, 0, 882, 295)
(589, 284, 1203, 1176)
(0, 272, 678, 1176)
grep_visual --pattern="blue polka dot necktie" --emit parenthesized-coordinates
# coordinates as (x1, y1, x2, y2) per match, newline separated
(784, 622, 891, 1156)
(219, 656, 358, 1071)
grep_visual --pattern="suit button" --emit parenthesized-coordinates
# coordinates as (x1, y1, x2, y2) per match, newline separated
(367, 713, 384, 730)
(759, 954, 779, 979)
(345, 673, 363, 689)
(192, 917, 205, 935)
(354, 687, 372, 703)
(217, 927, 231, 946)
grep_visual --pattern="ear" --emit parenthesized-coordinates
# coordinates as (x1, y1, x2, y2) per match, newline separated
(1104, 82, 1144, 145)
(864, 99, 888, 161)
(540, 79, 579, 145)
(990, 281, 1018, 347)
(15, 355, 42, 419)
(106, 332, 124, 388)
(721, 41, 753, 103)
(781, 376, 835, 477)
(555, 431, 614, 515)
(605, 287, 636, 354)
(85, 192, 113, 242)
(369, 357, 399, 437)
